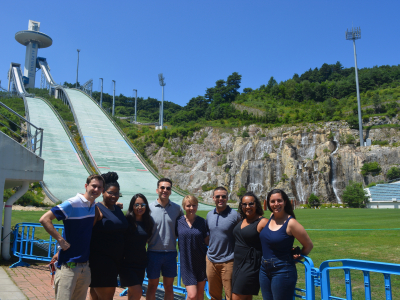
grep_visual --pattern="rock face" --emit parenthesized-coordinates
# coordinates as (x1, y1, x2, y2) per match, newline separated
(148, 121, 400, 204)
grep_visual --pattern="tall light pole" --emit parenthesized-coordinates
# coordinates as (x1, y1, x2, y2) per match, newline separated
(158, 73, 166, 128)
(133, 89, 137, 122)
(346, 26, 363, 146)
(76, 49, 80, 88)
(99, 78, 103, 108)
(112, 80, 116, 116)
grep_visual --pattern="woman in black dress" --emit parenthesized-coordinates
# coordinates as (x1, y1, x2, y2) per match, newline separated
(232, 191, 268, 300)
(176, 195, 209, 300)
(89, 172, 129, 300)
(119, 193, 153, 300)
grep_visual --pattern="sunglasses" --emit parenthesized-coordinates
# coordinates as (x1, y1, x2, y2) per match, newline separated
(241, 202, 255, 207)
(106, 191, 118, 196)
(134, 203, 147, 208)
(215, 195, 227, 199)
(159, 186, 171, 191)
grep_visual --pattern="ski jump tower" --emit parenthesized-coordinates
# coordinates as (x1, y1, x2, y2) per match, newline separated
(15, 20, 52, 89)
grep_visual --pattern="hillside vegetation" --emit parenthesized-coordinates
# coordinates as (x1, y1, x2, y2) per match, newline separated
(84, 63, 400, 131)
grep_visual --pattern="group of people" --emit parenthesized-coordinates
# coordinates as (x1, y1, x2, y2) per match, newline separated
(39, 172, 313, 300)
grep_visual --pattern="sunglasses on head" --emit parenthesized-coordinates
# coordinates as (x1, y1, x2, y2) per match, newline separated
(215, 195, 227, 199)
(134, 203, 147, 208)
(159, 186, 171, 191)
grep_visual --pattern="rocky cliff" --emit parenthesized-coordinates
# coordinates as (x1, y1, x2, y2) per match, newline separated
(146, 119, 400, 204)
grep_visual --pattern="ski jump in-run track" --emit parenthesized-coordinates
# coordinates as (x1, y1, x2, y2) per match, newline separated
(11, 62, 212, 209)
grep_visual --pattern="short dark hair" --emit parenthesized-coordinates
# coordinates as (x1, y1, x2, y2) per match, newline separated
(266, 189, 296, 219)
(157, 178, 172, 188)
(213, 186, 228, 196)
(238, 191, 264, 220)
(86, 174, 104, 186)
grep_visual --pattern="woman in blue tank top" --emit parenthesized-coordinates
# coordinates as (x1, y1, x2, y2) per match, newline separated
(258, 189, 313, 300)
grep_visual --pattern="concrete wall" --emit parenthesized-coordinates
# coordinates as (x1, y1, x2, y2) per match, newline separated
(0, 131, 44, 188)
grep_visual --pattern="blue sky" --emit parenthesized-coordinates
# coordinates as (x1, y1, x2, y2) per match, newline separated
(1, 0, 399, 107)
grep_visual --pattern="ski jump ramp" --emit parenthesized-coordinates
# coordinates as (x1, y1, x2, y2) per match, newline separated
(64, 88, 212, 210)
(25, 97, 90, 202)
(9, 63, 90, 202)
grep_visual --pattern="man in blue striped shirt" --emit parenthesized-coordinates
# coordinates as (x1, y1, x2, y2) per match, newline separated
(40, 174, 104, 300)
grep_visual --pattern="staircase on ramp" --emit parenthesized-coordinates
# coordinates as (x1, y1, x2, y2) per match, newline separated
(25, 96, 90, 202)
(63, 88, 213, 210)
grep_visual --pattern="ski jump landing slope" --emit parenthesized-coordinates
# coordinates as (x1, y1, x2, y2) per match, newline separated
(64, 89, 212, 210)
(25, 97, 90, 201)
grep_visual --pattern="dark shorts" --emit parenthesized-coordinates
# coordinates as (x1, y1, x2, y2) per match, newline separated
(119, 264, 146, 287)
(146, 251, 177, 279)
(89, 256, 120, 288)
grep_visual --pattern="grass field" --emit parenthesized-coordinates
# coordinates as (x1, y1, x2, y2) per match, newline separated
(3, 208, 400, 299)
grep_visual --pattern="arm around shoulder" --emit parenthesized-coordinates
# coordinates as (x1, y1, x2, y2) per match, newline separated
(288, 219, 313, 256)
(257, 217, 269, 233)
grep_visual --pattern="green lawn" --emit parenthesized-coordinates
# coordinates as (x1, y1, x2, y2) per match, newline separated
(4, 208, 400, 299)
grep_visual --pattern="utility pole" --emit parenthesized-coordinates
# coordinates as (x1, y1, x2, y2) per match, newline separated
(100, 78, 103, 108)
(133, 89, 137, 122)
(346, 26, 363, 146)
(158, 73, 166, 128)
(112, 80, 116, 116)
(76, 49, 80, 88)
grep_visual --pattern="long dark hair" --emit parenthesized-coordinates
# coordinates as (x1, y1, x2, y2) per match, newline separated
(238, 191, 264, 220)
(126, 193, 153, 237)
(266, 189, 296, 219)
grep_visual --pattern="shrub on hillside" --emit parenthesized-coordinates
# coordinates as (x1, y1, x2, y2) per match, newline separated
(342, 181, 368, 208)
(285, 138, 294, 145)
(237, 186, 247, 197)
(387, 166, 400, 180)
(361, 162, 381, 176)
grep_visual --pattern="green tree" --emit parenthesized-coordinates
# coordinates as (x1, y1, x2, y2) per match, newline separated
(342, 181, 368, 208)
(308, 193, 320, 208)
(361, 162, 382, 176)
(387, 166, 400, 180)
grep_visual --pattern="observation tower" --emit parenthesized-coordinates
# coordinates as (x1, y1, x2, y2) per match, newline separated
(15, 20, 52, 89)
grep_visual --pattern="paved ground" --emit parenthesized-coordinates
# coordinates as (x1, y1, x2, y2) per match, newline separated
(0, 266, 26, 300)
(2, 264, 127, 299)
(1, 264, 183, 300)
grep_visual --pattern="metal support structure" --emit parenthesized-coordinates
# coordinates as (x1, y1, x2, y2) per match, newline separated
(80, 79, 93, 96)
(158, 73, 166, 128)
(100, 78, 103, 108)
(133, 89, 137, 122)
(76, 49, 80, 88)
(112, 80, 116, 116)
(346, 26, 363, 146)
(40, 71, 45, 89)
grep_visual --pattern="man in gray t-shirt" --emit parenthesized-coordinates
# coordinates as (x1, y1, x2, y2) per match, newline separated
(146, 178, 183, 300)
(206, 187, 241, 300)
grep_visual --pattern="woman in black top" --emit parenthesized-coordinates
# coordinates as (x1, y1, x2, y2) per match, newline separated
(89, 172, 129, 300)
(232, 191, 268, 300)
(119, 193, 153, 300)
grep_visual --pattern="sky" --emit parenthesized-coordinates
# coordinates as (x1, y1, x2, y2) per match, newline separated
(1, 0, 399, 107)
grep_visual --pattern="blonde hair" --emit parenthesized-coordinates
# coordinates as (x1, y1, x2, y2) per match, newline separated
(182, 195, 198, 207)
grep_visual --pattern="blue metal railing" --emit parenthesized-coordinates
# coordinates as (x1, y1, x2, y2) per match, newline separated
(319, 259, 400, 300)
(9, 223, 400, 299)
(10, 222, 63, 268)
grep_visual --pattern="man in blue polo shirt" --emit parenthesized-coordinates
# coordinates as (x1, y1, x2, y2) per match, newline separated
(206, 186, 241, 300)
(39, 174, 104, 300)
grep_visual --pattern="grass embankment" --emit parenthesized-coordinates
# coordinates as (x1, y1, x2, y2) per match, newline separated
(5, 209, 400, 299)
